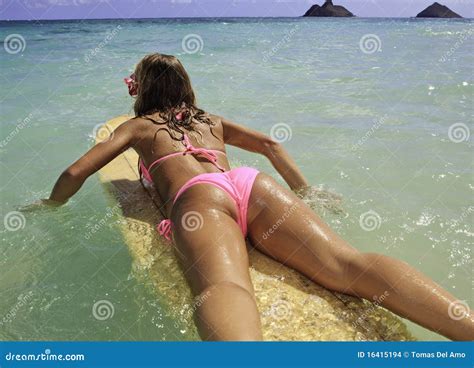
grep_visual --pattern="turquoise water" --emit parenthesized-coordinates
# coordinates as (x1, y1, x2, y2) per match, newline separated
(1, 18, 473, 341)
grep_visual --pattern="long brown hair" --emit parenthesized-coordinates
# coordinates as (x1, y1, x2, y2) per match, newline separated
(133, 53, 214, 140)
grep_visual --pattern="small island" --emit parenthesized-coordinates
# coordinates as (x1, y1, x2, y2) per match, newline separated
(416, 2, 462, 18)
(303, 0, 354, 17)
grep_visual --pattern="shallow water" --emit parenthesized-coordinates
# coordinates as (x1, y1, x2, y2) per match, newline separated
(1, 17, 473, 341)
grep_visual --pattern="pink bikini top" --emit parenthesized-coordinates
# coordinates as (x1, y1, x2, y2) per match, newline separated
(139, 133, 227, 183)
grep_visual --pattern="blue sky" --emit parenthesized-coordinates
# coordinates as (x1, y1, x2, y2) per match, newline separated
(1, 0, 473, 20)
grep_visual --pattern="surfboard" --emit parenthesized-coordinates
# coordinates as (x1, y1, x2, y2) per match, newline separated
(95, 115, 415, 341)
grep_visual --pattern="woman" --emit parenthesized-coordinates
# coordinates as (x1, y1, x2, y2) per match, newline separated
(41, 53, 472, 341)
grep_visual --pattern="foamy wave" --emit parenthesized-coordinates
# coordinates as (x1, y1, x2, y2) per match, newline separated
(424, 29, 472, 37)
(296, 185, 346, 216)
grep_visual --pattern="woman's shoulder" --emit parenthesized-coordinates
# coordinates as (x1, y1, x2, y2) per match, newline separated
(205, 113, 225, 133)
(126, 114, 166, 128)
(207, 113, 225, 126)
(121, 115, 162, 141)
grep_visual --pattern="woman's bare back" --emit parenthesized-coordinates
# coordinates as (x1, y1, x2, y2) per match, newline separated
(131, 113, 231, 212)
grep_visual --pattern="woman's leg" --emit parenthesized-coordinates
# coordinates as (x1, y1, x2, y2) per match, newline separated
(246, 173, 474, 341)
(171, 185, 262, 341)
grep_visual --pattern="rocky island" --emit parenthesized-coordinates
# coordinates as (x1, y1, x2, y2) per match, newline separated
(303, 0, 354, 17)
(416, 2, 462, 18)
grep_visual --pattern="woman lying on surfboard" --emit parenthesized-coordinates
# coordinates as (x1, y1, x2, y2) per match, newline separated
(42, 53, 473, 341)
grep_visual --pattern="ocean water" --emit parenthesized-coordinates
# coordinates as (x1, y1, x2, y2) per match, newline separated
(0, 17, 472, 341)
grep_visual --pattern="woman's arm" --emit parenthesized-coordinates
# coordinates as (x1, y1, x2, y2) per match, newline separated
(221, 116, 309, 191)
(48, 120, 138, 204)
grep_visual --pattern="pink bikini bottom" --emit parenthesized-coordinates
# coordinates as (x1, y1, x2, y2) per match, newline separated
(157, 167, 260, 241)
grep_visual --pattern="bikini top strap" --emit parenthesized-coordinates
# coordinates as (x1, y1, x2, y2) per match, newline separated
(181, 134, 226, 172)
(140, 130, 226, 178)
(139, 159, 153, 182)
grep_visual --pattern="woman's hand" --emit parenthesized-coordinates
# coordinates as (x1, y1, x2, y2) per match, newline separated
(19, 198, 65, 212)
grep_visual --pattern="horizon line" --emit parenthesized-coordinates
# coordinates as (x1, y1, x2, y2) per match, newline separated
(1, 15, 472, 22)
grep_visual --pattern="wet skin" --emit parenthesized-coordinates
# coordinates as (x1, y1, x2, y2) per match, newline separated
(46, 114, 474, 341)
